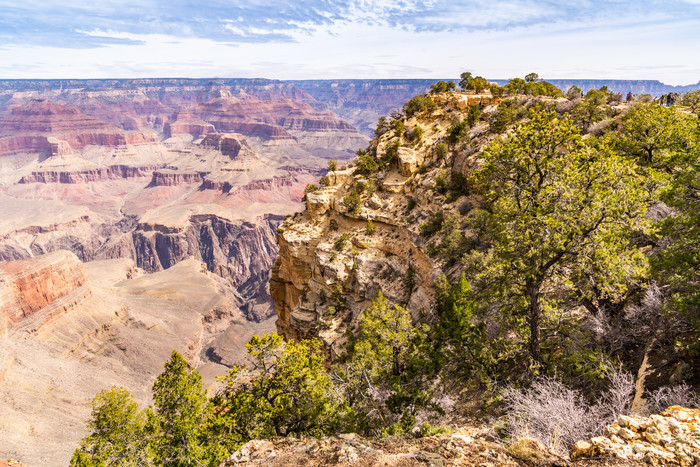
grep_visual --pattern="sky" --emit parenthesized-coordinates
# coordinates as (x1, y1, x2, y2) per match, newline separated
(1, 0, 699, 84)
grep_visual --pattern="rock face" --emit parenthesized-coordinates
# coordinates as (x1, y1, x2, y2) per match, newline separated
(0, 99, 158, 155)
(270, 92, 494, 354)
(19, 164, 163, 184)
(132, 215, 280, 291)
(220, 428, 523, 466)
(0, 78, 435, 464)
(0, 250, 89, 338)
(570, 406, 700, 465)
(163, 109, 215, 137)
(201, 133, 246, 158)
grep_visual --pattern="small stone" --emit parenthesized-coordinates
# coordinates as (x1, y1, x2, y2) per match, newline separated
(644, 426, 663, 445)
(570, 440, 594, 459)
(618, 427, 638, 440)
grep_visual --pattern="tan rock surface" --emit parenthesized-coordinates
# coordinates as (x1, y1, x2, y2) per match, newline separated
(570, 407, 700, 465)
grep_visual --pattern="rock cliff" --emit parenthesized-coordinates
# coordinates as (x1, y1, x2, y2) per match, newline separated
(0, 250, 89, 338)
(270, 91, 491, 355)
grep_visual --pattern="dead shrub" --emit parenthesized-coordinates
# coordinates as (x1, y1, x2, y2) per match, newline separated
(501, 369, 634, 456)
(649, 383, 700, 413)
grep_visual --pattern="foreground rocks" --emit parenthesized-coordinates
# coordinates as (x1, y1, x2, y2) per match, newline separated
(571, 406, 700, 466)
(220, 429, 522, 467)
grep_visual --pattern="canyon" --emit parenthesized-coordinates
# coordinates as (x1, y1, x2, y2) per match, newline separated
(0, 79, 400, 465)
(2, 78, 698, 465)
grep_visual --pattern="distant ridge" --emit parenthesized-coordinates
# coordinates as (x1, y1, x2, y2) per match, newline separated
(0, 78, 698, 97)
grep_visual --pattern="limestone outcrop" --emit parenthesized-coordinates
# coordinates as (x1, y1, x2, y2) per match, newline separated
(220, 428, 522, 466)
(270, 92, 495, 354)
(570, 406, 700, 465)
(19, 164, 163, 184)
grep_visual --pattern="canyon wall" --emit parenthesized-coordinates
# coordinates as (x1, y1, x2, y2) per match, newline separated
(0, 250, 89, 338)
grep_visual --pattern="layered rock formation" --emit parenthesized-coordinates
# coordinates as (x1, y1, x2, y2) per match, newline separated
(0, 99, 158, 156)
(0, 252, 277, 465)
(0, 250, 89, 338)
(571, 406, 700, 465)
(0, 79, 373, 464)
(270, 91, 486, 354)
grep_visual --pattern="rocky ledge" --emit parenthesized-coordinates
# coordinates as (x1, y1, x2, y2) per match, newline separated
(220, 429, 524, 467)
(571, 406, 700, 466)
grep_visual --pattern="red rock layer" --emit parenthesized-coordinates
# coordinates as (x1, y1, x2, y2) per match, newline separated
(0, 99, 114, 134)
(200, 133, 245, 158)
(0, 99, 158, 155)
(197, 97, 355, 140)
(19, 165, 163, 184)
(0, 250, 89, 337)
(163, 109, 215, 137)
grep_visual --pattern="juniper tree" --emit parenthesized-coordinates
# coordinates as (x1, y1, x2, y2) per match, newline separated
(466, 107, 650, 365)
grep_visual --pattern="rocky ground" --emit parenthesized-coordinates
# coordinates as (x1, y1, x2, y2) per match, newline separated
(219, 407, 700, 467)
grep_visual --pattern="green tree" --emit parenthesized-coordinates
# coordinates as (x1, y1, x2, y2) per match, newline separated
(430, 80, 455, 93)
(328, 159, 338, 172)
(613, 103, 695, 167)
(375, 116, 390, 136)
(466, 104, 481, 127)
(458, 72, 473, 90)
(524, 73, 539, 83)
(467, 108, 650, 365)
(681, 90, 700, 113)
(152, 351, 213, 467)
(213, 334, 341, 442)
(432, 275, 504, 386)
(403, 95, 437, 117)
(342, 191, 361, 213)
(653, 133, 700, 347)
(336, 291, 430, 433)
(71, 387, 153, 467)
(354, 149, 379, 177)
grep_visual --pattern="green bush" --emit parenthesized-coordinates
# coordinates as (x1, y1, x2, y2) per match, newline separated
(432, 171, 448, 194)
(410, 125, 424, 143)
(447, 119, 469, 143)
(365, 219, 376, 235)
(335, 232, 350, 251)
(381, 140, 401, 166)
(392, 118, 405, 138)
(342, 191, 362, 213)
(435, 142, 448, 160)
(419, 211, 444, 237)
(404, 96, 438, 117)
(354, 152, 379, 177)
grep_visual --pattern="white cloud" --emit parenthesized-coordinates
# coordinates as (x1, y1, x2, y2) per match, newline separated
(0, 1, 698, 84)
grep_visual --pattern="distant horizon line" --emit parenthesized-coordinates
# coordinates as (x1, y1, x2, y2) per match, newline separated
(0, 77, 698, 86)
